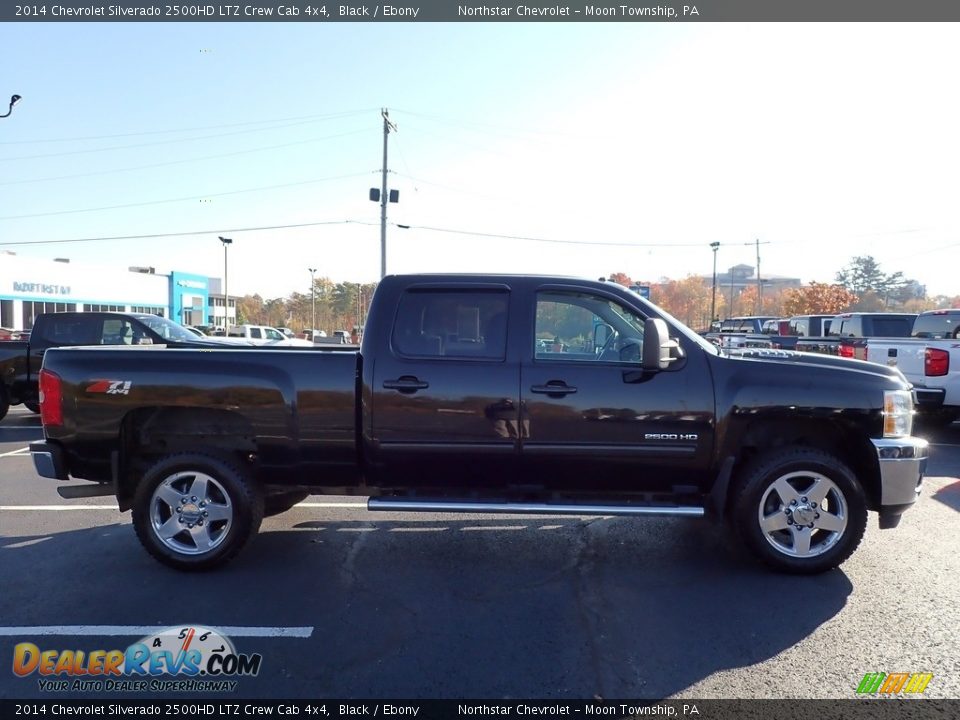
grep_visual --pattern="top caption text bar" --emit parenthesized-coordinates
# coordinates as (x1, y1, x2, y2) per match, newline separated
(6, 1, 960, 22)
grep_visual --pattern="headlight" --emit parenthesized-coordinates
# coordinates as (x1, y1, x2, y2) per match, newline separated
(883, 390, 914, 438)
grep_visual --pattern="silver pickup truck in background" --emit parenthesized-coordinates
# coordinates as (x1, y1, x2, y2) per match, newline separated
(866, 310, 960, 427)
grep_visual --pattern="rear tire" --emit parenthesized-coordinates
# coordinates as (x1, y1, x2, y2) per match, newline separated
(132, 453, 263, 571)
(732, 447, 867, 574)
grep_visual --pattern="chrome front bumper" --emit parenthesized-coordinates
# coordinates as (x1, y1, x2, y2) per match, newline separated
(871, 437, 928, 508)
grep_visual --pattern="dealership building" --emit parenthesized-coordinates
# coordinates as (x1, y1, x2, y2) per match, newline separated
(0, 253, 236, 331)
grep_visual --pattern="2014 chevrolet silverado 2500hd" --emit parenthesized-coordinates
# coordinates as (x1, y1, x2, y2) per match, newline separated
(0, 311, 224, 422)
(30, 275, 928, 574)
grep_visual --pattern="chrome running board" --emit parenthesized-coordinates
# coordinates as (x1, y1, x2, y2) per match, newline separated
(367, 498, 704, 517)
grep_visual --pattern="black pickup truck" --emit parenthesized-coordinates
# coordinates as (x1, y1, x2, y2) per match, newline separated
(31, 274, 927, 574)
(0, 311, 220, 421)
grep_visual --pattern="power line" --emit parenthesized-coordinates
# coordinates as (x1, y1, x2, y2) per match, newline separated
(2, 219, 722, 250)
(0, 108, 377, 145)
(395, 224, 712, 247)
(0, 172, 374, 220)
(0, 129, 371, 187)
(0, 117, 376, 162)
(0, 220, 379, 247)
(391, 108, 573, 141)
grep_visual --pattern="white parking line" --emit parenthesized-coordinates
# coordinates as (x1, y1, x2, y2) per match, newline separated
(0, 626, 314, 638)
(0, 447, 30, 458)
(0, 505, 119, 510)
(299, 502, 367, 508)
(0, 502, 370, 511)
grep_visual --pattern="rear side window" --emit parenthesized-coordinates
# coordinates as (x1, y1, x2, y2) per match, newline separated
(38, 316, 101, 345)
(866, 317, 914, 337)
(392, 290, 509, 360)
(829, 318, 858, 337)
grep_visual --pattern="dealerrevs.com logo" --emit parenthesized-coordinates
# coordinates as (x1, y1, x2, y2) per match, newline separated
(13, 626, 262, 693)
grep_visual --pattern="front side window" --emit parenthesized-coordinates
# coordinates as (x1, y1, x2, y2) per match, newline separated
(265, 328, 283, 340)
(101, 318, 136, 344)
(392, 290, 509, 360)
(535, 291, 645, 363)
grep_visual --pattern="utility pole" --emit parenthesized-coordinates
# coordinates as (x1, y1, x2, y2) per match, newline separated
(379, 108, 397, 279)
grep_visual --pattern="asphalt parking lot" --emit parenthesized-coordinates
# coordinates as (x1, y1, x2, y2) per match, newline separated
(1, 404, 958, 701)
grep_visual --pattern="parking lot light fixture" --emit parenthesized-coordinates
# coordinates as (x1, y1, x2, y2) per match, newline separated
(0, 94, 22, 119)
(219, 236, 233, 331)
(710, 242, 720, 323)
(308, 268, 317, 335)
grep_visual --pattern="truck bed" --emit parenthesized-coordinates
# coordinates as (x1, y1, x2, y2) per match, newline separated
(42, 345, 362, 485)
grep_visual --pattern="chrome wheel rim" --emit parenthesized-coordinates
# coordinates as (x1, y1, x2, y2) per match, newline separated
(758, 470, 848, 558)
(149, 471, 233, 555)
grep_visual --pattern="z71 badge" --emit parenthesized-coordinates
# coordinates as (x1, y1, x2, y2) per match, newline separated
(86, 380, 132, 395)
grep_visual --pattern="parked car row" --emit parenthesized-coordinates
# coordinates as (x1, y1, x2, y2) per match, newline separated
(703, 309, 960, 427)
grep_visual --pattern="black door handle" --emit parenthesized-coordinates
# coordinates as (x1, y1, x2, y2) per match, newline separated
(383, 376, 429, 393)
(530, 382, 577, 396)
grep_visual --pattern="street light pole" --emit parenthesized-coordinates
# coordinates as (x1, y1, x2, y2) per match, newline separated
(308, 268, 317, 333)
(0, 94, 21, 119)
(709, 242, 720, 324)
(219, 236, 233, 331)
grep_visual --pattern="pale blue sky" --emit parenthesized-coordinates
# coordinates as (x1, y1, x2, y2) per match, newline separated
(2, 23, 959, 298)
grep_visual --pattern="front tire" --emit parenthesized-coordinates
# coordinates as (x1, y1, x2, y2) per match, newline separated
(132, 453, 263, 571)
(732, 447, 867, 574)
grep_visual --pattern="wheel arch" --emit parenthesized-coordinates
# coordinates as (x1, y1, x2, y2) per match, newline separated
(116, 407, 258, 510)
(725, 416, 881, 514)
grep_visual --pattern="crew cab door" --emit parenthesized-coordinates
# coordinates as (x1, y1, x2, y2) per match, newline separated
(519, 285, 715, 494)
(369, 285, 519, 489)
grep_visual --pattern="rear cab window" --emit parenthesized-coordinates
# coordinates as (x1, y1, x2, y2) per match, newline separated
(912, 312, 960, 339)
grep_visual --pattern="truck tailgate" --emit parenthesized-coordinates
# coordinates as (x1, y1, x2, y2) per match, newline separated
(865, 338, 927, 379)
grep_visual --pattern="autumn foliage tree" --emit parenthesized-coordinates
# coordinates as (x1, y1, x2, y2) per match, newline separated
(650, 275, 714, 329)
(781, 283, 858, 316)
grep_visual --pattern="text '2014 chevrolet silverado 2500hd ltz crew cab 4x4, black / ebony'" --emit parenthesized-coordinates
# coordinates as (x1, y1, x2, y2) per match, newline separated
(30, 275, 927, 573)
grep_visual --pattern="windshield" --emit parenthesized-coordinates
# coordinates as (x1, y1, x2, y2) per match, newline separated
(135, 315, 204, 343)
